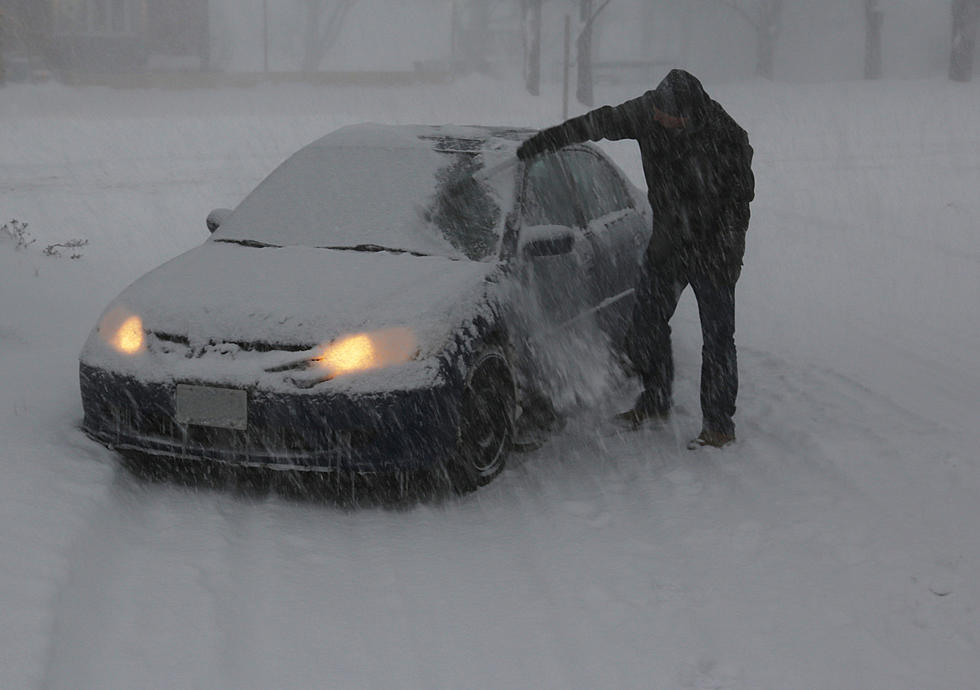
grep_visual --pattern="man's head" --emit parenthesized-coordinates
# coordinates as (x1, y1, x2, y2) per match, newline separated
(650, 69, 709, 130)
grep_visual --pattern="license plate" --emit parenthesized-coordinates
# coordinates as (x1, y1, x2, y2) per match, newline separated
(175, 384, 247, 430)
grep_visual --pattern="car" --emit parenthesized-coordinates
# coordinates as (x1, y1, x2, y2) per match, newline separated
(79, 123, 653, 492)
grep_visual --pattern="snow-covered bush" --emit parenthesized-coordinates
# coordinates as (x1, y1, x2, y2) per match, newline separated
(42, 239, 89, 260)
(0, 219, 35, 251)
(1, 220, 89, 259)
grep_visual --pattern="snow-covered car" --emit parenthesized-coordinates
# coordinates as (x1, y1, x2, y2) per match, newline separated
(79, 124, 652, 491)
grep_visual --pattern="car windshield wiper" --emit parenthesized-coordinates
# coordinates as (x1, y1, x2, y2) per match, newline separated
(214, 238, 281, 248)
(318, 244, 431, 257)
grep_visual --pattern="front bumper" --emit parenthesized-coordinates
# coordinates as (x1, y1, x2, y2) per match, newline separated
(79, 363, 462, 473)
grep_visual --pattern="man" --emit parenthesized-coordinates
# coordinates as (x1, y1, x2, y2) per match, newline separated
(516, 69, 754, 449)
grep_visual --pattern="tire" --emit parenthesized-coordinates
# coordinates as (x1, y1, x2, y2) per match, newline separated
(450, 347, 516, 493)
(511, 389, 562, 453)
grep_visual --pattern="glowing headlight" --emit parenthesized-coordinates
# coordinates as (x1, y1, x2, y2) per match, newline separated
(315, 327, 417, 377)
(99, 307, 145, 355)
(113, 316, 144, 354)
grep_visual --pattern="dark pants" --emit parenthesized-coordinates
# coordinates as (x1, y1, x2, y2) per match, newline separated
(626, 215, 746, 436)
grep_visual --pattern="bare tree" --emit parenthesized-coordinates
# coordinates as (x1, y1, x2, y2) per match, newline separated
(454, 0, 517, 75)
(865, 0, 883, 79)
(950, 0, 979, 82)
(301, 0, 358, 73)
(576, 0, 612, 106)
(704, 0, 784, 79)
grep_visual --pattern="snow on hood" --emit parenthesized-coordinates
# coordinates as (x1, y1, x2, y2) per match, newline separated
(84, 241, 496, 358)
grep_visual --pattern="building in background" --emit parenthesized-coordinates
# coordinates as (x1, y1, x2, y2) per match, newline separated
(50, 0, 150, 71)
(0, 0, 211, 76)
(0, 0, 52, 80)
(1, 0, 451, 81)
(49, 0, 209, 72)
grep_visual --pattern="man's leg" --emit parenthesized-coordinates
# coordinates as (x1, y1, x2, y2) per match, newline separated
(688, 229, 744, 439)
(627, 252, 686, 417)
(691, 275, 737, 436)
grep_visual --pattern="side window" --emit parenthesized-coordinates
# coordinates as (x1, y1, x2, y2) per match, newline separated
(564, 150, 633, 223)
(522, 154, 580, 228)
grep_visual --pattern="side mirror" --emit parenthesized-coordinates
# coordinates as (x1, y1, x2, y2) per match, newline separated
(206, 208, 233, 233)
(520, 225, 576, 257)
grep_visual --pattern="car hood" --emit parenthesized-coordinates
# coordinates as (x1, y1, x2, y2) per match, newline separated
(98, 241, 498, 353)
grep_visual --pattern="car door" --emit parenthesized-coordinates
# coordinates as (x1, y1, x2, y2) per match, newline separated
(502, 151, 604, 405)
(562, 147, 650, 338)
(516, 151, 597, 328)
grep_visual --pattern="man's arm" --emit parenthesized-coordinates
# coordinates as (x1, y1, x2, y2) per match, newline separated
(713, 127, 754, 206)
(700, 107, 754, 207)
(518, 93, 651, 160)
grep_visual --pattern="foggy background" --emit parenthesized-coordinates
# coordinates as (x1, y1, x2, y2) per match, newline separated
(0, 1, 973, 89)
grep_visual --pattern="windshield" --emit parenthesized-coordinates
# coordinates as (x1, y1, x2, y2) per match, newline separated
(212, 138, 508, 261)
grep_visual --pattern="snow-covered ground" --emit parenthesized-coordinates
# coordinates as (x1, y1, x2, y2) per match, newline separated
(1, 75, 978, 689)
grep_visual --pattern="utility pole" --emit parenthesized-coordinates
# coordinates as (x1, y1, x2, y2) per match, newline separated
(864, 0, 883, 79)
(263, 0, 269, 72)
(563, 14, 571, 119)
(525, 0, 542, 96)
(0, 9, 5, 85)
(577, 0, 612, 107)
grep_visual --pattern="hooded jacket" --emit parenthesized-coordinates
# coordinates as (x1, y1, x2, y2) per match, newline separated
(521, 70, 754, 248)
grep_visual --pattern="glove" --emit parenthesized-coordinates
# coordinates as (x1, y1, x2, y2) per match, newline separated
(517, 133, 549, 161)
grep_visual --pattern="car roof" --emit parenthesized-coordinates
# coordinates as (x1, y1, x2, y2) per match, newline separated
(308, 123, 537, 156)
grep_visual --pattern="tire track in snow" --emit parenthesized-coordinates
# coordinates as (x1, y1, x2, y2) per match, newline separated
(39, 473, 232, 690)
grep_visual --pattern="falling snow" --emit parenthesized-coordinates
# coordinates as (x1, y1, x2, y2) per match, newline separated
(1, 73, 979, 689)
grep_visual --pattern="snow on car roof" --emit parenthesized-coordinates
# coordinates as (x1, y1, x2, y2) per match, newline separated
(212, 123, 527, 260)
(309, 123, 534, 151)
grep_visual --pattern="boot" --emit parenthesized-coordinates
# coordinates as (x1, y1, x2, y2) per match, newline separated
(687, 429, 735, 449)
(613, 406, 670, 429)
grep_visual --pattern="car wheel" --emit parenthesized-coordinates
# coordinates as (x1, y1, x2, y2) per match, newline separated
(450, 347, 516, 493)
(512, 389, 564, 452)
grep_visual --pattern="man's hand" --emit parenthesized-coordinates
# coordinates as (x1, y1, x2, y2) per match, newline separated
(517, 132, 549, 161)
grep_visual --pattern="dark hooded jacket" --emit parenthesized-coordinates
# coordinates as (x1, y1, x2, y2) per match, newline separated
(520, 70, 754, 253)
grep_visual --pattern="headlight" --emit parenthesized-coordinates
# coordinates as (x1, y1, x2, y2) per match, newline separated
(265, 327, 421, 388)
(315, 327, 417, 377)
(99, 307, 145, 355)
